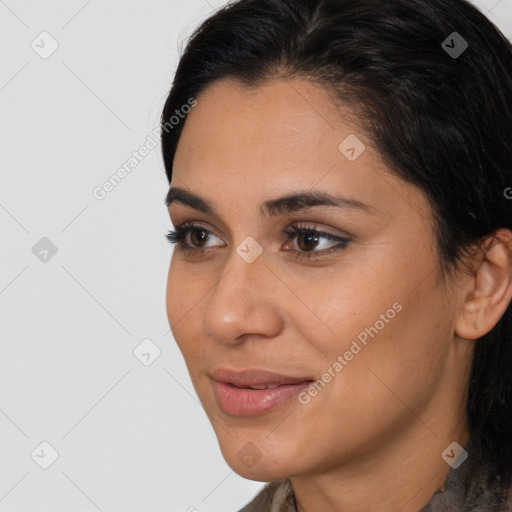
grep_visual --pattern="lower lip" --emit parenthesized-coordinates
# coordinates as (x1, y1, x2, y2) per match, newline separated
(212, 380, 312, 416)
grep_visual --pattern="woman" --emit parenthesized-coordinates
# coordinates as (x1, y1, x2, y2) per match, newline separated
(161, 0, 512, 510)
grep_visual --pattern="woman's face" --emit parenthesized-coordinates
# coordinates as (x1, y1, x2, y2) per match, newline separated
(166, 78, 470, 481)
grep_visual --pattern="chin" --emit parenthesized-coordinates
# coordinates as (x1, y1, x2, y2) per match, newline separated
(223, 449, 295, 482)
(214, 428, 302, 482)
(229, 462, 283, 482)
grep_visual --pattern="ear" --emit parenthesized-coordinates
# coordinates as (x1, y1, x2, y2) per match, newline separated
(455, 228, 512, 340)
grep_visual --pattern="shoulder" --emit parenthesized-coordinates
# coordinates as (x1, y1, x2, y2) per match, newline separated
(237, 479, 295, 512)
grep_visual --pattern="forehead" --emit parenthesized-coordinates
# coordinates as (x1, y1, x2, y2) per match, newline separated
(174, 78, 350, 163)
(170, 78, 432, 227)
(174, 78, 371, 188)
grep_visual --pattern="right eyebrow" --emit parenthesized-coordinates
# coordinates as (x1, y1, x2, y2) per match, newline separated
(165, 187, 376, 216)
(166, 187, 215, 214)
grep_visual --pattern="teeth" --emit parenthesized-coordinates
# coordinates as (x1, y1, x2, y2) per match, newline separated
(248, 384, 280, 390)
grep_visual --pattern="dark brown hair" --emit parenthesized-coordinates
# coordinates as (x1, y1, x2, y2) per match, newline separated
(161, 0, 512, 503)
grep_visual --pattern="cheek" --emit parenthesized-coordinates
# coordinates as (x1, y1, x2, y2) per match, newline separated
(298, 254, 449, 423)
(165, 259, 205, 361)
(165, 261, 182, 332)
(322, 282, 450, 440)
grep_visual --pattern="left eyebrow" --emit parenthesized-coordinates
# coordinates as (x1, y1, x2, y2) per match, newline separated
(260, 191, 376, 216)
(165, 187, 376, 216)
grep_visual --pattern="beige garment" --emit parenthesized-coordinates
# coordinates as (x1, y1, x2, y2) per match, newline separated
(238, 480, 295, 512)
(238, 454, 512, 512)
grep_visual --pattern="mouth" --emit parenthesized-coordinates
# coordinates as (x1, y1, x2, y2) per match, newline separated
(211, 368, 314, 416)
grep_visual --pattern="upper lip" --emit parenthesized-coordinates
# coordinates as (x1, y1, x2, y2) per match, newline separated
(211, 368, 314, 388)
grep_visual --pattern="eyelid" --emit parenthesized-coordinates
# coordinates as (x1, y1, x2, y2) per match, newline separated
(172, 221, 225, 247)
(281, 224, 350, 256)
(166, 221, 351, 259)
(171, 220, 350, 240)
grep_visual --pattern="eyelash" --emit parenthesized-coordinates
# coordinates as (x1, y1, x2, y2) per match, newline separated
(165, 222, 350, 261)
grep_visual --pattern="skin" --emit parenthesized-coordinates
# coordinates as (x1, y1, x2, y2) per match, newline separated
(165, 78, 512, 512)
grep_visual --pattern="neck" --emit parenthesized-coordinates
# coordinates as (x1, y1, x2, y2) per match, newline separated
(291, 419, 471, 512)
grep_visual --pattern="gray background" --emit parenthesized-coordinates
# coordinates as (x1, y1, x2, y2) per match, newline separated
(1, 1, 511, 511)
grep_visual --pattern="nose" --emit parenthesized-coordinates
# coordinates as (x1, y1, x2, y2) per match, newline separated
(202, 248, 284, 346)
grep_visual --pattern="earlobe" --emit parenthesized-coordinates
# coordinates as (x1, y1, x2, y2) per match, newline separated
(455, 229, 512, 340)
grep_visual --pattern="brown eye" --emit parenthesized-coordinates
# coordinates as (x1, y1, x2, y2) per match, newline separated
(282, 224, 351, 261)
(296, 231, 320, 252)
(189, 228, 210, 247)
(166, 223, 224, 251)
